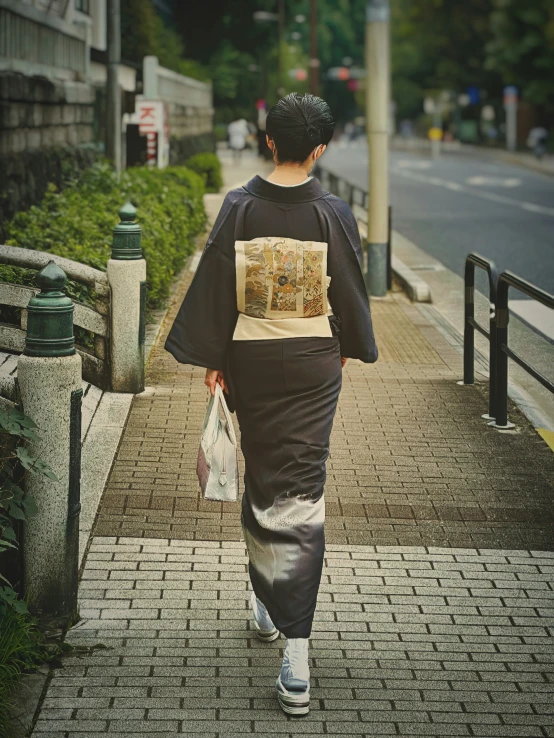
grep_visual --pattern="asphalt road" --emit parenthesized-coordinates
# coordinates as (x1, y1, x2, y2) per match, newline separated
(321, 141, 554, 295)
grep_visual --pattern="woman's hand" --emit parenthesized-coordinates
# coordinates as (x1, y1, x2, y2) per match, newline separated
(205, 369, 228, 396)
(341, 357, 348, 368)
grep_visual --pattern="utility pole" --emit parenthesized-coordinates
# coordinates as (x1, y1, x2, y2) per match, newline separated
(106, 0, 121, 174)
(277, 0, 285, 97)
(365, 0, 390, 297)
(309, 0, 319, 96)
(504, 85, 518, 153)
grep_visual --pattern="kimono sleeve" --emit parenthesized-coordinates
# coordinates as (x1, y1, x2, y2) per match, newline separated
(164, 193, 239, 369)
(325, 197, 378, 363)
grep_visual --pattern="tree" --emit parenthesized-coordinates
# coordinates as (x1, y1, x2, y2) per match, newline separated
(390, 0, 502, 120)
(485, 0, 554, 116)
(120, 0, 208, 80)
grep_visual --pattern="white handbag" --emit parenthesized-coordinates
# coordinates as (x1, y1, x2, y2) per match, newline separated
(196, 383, 239, 502)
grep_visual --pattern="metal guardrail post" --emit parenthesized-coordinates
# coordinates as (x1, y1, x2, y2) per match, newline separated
(489, 271, 554, 431)
(463, 254, 499, 421)
(19, 261, 82, 627)
(491, 278, 513, 429)
(107, 202, 146, 393)
(463, 260, 475, 386)
(387, 205, 392, 292)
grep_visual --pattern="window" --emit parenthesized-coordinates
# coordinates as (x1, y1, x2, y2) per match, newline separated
(75, 0, 90, 14)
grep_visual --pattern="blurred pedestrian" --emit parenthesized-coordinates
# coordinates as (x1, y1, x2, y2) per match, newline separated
(527, 126, 549, 160)
(165, 93, 378, 717)
(228, 118, 250, 161)
(256, 104, 272, 160)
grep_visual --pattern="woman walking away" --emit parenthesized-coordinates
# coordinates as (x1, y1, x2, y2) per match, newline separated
(165, 93, 378, 716)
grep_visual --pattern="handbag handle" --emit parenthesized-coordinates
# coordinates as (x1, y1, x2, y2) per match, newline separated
(214, 383, 237, 446)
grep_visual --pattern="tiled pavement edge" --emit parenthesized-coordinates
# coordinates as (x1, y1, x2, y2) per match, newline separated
(30, 151, 554, 737)
(34, 538, 554, 737)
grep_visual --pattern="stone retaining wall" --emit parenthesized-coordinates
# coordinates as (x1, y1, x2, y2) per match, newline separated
(0, 71, 98, 230)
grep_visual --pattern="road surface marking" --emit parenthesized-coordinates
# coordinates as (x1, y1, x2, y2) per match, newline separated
(537, 428, 554, 452)
(391, 168, 554, 218)
(466, 176, 522, 188)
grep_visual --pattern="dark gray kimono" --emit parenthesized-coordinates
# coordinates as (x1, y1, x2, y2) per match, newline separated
(166, 175, 378, 638)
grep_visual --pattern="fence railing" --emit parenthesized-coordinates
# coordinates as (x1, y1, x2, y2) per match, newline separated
(0, 245, 110, 389)
(0, 202, 146, 394)
(0, 4, 87, 78)
(463, 253, 554, 429)
(143, 55, 213, 109)
(463, 253, 499, 420)
(495, 271, 554, 428)
(314, 163, 392, 291)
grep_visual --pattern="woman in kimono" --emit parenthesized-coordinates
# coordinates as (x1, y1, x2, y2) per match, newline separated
(166, 93, 378, 716)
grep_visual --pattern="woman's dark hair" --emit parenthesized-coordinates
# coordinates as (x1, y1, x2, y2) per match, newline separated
(266, 93, 335, 164)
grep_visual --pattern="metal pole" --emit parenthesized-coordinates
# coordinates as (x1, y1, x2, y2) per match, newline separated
(309, 0, 319, 96)
(506, 104, 517, 152)
(493, 287, 509, 428)
(106, 0, 121, 174)
(463, 261, 475, 385)
(431, 101, 442, 159)
(490, 280, 515, 430)
(365, 0, 390, 297)
(504, 87, 518, 153)
(488, 298, 498, 419)
(387, 204, 392, 291)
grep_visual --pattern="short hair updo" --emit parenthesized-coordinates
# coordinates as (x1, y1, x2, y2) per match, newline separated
(266, 93, 335, 164)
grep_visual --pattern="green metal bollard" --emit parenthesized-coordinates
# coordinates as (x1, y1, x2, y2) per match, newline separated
(111, 201, 143, 260)
(107, 202, 147, 393)
(24, 260, 76, 357)
(19, 261, 82, 627)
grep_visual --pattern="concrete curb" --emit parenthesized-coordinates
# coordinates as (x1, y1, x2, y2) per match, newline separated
(358, 220, 431, 303)
(391, 253, 432, 302)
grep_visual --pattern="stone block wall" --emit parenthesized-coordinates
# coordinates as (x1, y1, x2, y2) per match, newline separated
(0, 71, 99, 232)
(167, 103, 215, 165)
(169, 131, 216, 165)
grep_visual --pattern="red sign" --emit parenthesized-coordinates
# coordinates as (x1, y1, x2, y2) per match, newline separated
(296, 69, 307, 81)
(337, 67, 350, 81)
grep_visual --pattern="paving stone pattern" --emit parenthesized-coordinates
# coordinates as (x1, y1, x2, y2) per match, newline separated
(33, 537, 554, 738)
(94, 280, 554, 550)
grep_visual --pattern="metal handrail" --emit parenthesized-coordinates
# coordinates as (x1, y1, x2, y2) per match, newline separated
(494, 271, 554, 428)
(463, 253, 499, 420)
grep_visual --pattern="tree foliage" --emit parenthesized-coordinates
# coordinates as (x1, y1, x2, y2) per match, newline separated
(485, 0, 554, 111)
(130, 0, 554, 125)
(121, 0, 208, 80)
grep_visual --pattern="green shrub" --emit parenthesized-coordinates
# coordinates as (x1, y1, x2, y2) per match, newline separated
(0, 607, 50, 738)
(0, 406, 59, 738)
(184, 153, 223, 193)
(3, 162, 207, 310)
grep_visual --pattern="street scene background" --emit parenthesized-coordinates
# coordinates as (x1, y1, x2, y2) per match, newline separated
(0, 1, 553, 737)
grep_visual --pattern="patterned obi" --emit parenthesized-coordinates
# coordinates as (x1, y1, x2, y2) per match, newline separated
(233, 237, 333, 341)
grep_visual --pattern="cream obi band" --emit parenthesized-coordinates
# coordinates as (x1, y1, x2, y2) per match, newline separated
(234, 237, 332, 341)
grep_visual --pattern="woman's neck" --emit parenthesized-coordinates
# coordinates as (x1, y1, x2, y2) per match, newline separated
(267, 163, 311, 185)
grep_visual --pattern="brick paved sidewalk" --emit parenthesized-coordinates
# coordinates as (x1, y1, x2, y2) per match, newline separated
(94, 283, 554, 551)
(34, 539, 554, 738)
(30, 151, 554, 737)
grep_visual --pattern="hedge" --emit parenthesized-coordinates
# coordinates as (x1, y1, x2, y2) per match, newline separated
(2, 162, 207, 310)
(184, 152, 223, 193)
(0, 145, 100, 240)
